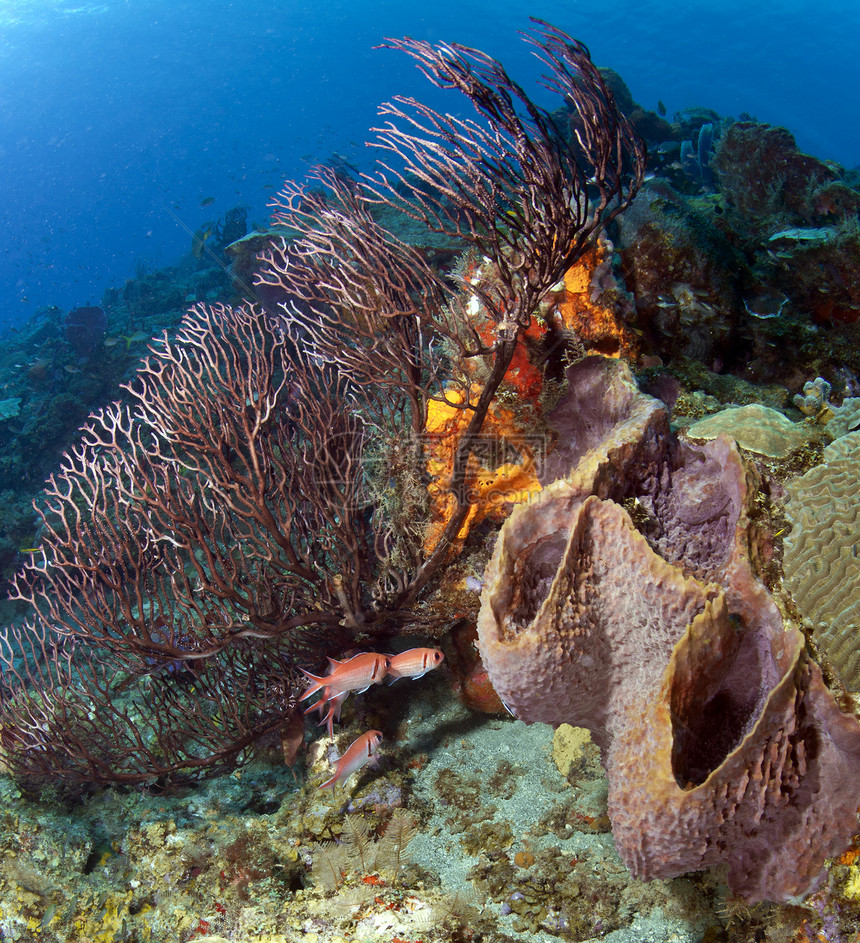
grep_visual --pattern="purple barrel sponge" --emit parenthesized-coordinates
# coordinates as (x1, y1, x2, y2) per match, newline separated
(478, 356, 860, 902)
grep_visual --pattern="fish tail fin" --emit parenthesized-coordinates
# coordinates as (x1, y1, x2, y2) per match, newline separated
(321, 692, 347, 738)
(304, 698, 325, 717)
(314, 706, 334, 733)
(298, 670, 327, 701)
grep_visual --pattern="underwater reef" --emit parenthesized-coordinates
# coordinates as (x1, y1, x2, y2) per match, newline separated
(0, 16, 859, 943)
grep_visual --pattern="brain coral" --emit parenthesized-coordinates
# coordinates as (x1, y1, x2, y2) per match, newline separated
(478, 356, 860, 902)
(826, 396, 860, 439)
(783, 432, 860, 689)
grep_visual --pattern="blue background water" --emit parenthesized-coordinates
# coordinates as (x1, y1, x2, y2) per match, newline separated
(1, 0, 857, 331)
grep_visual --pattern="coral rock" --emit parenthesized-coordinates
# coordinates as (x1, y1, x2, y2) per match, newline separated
(477, 356, 860, 902)
(712, 122, 837, 230)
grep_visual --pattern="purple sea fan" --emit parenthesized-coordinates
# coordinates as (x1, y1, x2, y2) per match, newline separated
(1, 19, 645, 788)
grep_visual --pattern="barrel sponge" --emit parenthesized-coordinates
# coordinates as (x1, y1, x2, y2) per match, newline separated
(538, 354, 669, 488)
(477, 357, 860, 902)
(479, 490, 860, 901)
(540, 357, 752, 586)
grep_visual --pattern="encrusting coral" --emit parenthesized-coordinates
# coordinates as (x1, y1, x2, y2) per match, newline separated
(477, 355, 860, 902)
(423, 388, 543, 554)
(421, 232, 639, 555)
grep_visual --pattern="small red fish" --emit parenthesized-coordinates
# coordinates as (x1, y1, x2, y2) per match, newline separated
(299, 652, 391, 702)
(319, 730, 383, 790)
(386, 647, 445, 683)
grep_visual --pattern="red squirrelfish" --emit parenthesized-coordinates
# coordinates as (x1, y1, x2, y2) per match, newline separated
(386, 647, 445, 683)
(319, 730, 383, 790)
(299, 652, 391, 702)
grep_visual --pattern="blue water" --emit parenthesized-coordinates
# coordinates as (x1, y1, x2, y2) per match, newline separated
(1, 0, 858, 330)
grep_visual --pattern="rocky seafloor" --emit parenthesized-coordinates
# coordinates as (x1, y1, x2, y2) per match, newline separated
(1, 663, 858, 943)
